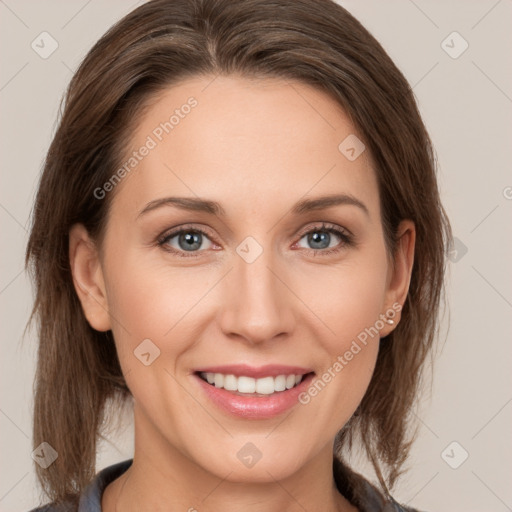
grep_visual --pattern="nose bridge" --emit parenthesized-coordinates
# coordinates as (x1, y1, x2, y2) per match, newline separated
(219, 236, 294, 344)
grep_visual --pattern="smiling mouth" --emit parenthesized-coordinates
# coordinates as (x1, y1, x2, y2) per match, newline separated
(196, 371, 315, 396)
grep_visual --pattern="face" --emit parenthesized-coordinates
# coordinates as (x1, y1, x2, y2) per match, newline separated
(71, 74, 413, 484)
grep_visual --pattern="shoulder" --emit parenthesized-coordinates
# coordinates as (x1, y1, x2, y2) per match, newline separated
(27, 504, 75, 512)
(383, 500, 424, 512)
(333, 456, 426, 512)
(27, 458, 133, 512)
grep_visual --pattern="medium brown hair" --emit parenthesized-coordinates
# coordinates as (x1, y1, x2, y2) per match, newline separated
(25, 0, 452, 506)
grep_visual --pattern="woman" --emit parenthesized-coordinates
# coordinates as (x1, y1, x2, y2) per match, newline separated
(25, 0, 452, 510)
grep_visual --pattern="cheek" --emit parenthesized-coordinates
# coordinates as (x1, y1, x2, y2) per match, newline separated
(102, 248, 226, 379)
(103, 260, 207, 413)
(294, 249, 388, 416)
(102, 252, 199, 361)
(298, 252, 389, 349)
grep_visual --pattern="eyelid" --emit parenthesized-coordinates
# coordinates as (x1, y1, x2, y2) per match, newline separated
(157, 223, 216, 242)
(295, 221, 352, 239)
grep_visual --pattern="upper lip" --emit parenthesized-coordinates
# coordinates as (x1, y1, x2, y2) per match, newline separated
(193, 364, 314, 379)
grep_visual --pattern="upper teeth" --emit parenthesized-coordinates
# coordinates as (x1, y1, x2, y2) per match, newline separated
(200, 372, 305, 394)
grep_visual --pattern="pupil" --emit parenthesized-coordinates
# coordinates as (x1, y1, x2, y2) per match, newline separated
(309, 231, 329, 249)
(180, 232, 201, 251)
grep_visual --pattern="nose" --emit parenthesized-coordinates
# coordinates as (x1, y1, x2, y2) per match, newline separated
(218, 243, 296, 346)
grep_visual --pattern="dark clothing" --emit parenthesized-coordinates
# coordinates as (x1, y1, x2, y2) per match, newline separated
(29, 457, 422, 512)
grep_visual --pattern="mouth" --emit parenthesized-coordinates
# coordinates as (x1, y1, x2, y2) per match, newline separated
(195, 371, 315, 397)
(191, 363, 316, 418)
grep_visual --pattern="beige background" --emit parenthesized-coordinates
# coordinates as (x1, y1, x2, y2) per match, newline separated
(1, 1, 511, 511)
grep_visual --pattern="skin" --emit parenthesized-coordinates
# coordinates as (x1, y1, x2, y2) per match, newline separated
(69, 74, 415, 512)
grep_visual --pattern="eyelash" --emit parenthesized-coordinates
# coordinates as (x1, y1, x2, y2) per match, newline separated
(156, 222, 353, 258)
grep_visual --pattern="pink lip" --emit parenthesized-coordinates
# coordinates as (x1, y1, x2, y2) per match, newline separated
(192, 364, 313, 378)
(193, 371, 315, 420)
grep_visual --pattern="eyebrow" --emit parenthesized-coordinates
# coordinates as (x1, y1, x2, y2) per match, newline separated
(137, 193, 369, 219)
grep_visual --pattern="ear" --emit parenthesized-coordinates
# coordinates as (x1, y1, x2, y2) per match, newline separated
(69, 223, 111, 332)
(381, 219, 415, 336)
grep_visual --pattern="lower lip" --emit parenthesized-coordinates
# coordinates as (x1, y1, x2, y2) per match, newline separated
(194, 373, 315, 419)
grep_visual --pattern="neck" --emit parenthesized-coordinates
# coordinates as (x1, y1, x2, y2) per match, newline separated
(102, 407, 358, 512)
(104, 452, 357, 512)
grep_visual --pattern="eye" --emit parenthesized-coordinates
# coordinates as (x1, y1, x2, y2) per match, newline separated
(295, 222, 353, 256)
(157, 225, 215, 258)
(157, 222, 353, 258)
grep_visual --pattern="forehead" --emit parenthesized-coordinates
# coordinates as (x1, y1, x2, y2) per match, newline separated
(111, 74, 380, 221)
